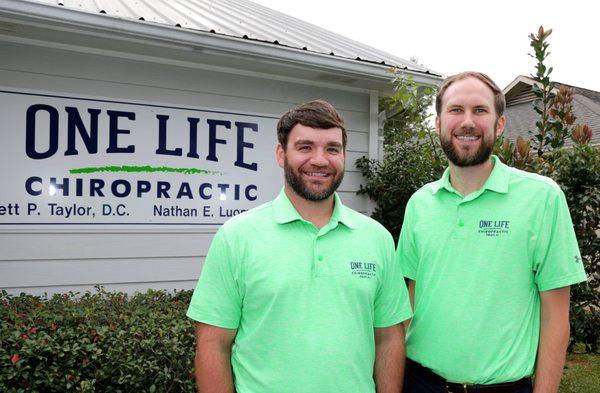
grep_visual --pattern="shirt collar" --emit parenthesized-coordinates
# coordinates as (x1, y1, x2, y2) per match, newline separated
(432, 155, 510, 195)
(273, 188, 355, 229)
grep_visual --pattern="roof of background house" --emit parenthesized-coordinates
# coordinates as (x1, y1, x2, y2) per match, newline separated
(22, 0, 440, 79)
(503, 75, 600, 146)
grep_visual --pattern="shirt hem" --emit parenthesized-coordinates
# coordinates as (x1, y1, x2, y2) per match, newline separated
(186, 311, 239, 329)
(374, 310, 413, 328)
(537, 272, 588, 292)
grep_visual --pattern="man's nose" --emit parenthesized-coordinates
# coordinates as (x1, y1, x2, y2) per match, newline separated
(460, 112, 476, 129)
(309, 149, 328, 165)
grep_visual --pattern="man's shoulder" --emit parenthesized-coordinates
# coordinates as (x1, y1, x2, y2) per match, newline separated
(345, 206, 386, 229)
(219, 200, 274, 233)
(341, 205, 393, 239)
(419, 179, 442, 194)
(406, 180, 441, 205)
(506, 165, 563, 195)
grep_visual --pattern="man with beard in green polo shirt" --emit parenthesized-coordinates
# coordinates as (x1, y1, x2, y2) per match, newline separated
(397, 72, 587, 393)
(187, 100, 412, 393)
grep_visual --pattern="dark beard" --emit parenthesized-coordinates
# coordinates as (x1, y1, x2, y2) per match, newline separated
(284, 160, 344, 201)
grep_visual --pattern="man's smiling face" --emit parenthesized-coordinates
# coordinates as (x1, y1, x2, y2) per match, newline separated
(436, 76, 505, 167)
(277, 123, 345, 201)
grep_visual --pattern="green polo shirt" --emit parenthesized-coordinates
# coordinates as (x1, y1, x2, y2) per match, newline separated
(397, 156, 587, 384)
(188, 189, 412, 393)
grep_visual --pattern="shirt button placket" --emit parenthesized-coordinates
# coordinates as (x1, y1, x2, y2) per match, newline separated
(313, 235, 323, 277)
(454, 201, 467, 239)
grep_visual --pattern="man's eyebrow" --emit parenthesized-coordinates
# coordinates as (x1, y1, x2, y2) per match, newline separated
(294, 139, 314, 146)
(446, 103, 491, 109)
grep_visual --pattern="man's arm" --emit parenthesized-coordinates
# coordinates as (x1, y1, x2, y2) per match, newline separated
(533, 286, 571, 393)
(402, 279, 415, 330)
(374, 324, 406, 393)
(195, 322, 237, 393)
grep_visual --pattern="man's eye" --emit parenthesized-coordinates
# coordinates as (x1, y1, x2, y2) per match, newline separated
(449, 108, 462, 113)
(475, 108, 488, 113)
(298, 146, 310, 151)
(328, 147, 341, 154)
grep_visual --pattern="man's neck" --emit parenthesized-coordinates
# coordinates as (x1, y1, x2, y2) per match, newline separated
(448, 158, 494, 197)
(284, 186, 334, 229)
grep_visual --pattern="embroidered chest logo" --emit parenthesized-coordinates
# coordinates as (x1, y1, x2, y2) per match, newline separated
(349, 262, 377, 279)
(574, 255, 582, 264)
(478, 220, 510, 237)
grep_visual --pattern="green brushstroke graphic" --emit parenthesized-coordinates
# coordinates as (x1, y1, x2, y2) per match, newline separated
(69, 165, 223, 175)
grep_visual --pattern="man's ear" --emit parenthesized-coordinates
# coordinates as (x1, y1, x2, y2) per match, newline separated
(276, 143, 285, 168)
(435, 116, 441, 136)
(495, 115, 506, 137)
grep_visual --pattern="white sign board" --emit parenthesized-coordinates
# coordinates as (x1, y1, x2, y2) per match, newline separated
(0, 89, 281, 228)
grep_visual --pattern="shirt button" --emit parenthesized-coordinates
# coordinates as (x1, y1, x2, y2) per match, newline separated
(317, 255, 323, 261)
(458, 219, 464, 227)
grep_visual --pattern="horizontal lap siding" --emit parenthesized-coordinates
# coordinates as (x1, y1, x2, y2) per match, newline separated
(0, 41, 373, 295)
(0, 256, 206, 289)
(0, 232, 216, 261)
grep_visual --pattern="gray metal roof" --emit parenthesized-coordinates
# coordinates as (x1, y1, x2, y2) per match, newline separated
(23, 0, 437, 76)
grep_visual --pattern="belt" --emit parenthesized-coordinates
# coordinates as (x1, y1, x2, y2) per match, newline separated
(445, 379, 530, 393)
(406, 358, 531, 393)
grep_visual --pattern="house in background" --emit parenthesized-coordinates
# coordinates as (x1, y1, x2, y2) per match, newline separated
(503, 75, 600, 146)
(0, 0, 441, 295)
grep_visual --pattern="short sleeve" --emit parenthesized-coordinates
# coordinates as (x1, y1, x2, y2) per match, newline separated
(396, 198, 418, 280)
(374, 231, 413, 327)
(533, 187, 587, 291)
(186, 228, 243, 328)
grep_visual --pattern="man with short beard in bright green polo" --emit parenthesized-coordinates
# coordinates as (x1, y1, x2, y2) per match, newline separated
(397, 72, 587, 393)
(187, 100, 412, 393)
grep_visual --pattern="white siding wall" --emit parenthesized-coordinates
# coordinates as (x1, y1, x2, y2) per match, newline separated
(0, 40, 374, 295)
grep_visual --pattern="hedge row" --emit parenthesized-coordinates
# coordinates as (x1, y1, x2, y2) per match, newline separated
(0, 288, 196, 392)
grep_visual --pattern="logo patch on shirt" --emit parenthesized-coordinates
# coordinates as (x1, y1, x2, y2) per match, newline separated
(574, 255, 582, 264)
(478, 220, 510, 237)
(349, 261, 377, 279)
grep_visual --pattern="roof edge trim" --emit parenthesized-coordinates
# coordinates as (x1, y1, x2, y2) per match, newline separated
(1, 0, 442, 86)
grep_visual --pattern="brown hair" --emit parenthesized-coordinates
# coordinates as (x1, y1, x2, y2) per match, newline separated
(435, 71, 506, 117)
(277, 100, 346, 149)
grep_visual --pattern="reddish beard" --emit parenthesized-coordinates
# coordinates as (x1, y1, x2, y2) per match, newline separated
(439, 120, 499, 167)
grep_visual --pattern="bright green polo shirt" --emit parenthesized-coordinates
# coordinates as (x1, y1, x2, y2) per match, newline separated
(188, 189, 412, 393)
(397, 156, 587, 384)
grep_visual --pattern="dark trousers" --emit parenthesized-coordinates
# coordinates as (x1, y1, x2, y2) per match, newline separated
(403, 358, 533, 393)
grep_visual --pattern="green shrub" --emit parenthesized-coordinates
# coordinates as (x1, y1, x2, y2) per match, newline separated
(495, 26, 599, 352)
(549, 145, 600, 353)
(0, 288, 196, 392)
(496, 140, 600, 353)
(356, 74, 444, 240)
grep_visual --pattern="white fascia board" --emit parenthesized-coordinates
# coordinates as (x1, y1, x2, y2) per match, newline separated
(0, 0, 441, 87)
(503, 75, 534, 94)
(503, 75, 559, 96)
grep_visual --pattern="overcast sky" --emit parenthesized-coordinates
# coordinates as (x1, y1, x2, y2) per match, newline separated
(252, 0, 599, 92)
